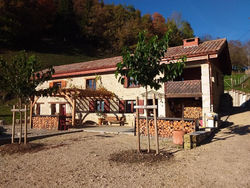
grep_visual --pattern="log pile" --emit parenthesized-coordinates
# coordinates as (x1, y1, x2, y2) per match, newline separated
(183, 107, 202, 119)
(138, 119, 195, 138)
(32, 116, 59, 130)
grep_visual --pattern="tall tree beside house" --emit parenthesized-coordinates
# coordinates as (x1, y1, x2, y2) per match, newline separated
(0, 51, 56, 144)
(228, 40, 249, 70)
(54, 0, 79, 41)
(115, 31, 185, 153)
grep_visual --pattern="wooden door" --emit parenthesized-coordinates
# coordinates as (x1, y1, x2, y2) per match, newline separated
(59, 104, 67, 130)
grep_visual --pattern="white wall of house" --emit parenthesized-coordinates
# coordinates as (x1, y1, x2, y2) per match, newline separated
(36, 72, 166, 126)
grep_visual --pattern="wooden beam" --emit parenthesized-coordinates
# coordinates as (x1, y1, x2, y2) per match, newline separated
(29, 100, 33, 128)
(134, 105, 157, 109)
(64, 94, 73, 106)
(153, 94, 159, 154)
(24, 105, 27, 144)
(32, 96, 39, 108)
(136, 97, 140, 152)
(11, 105, 16, 144)
(72, 97, 76, 126)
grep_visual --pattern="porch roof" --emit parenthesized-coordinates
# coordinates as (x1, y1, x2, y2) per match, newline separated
(53, 88, 114, 100)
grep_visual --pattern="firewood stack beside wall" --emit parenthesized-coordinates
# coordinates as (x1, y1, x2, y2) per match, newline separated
(138, 118, 196, 138)
(32, 116, 59, 130)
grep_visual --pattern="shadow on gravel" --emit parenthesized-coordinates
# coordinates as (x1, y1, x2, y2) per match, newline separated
(226, 125, 250, 135)
(109, 149, 173, 165)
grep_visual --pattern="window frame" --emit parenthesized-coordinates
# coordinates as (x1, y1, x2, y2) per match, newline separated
(125, 100, 136, 113)
(51, 104, 56, 115)
(96, 100, 105, 112)
(86, 78, 96, 90)
(128, 77, 140, 88)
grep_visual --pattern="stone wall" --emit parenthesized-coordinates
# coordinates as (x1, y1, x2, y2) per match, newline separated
(138, 117, 197, 138)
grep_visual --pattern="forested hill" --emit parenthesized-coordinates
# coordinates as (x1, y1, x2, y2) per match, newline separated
(0, 0, 194, 67)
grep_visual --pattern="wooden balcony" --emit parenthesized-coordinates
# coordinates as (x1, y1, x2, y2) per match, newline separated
(165, 80, 202, 98)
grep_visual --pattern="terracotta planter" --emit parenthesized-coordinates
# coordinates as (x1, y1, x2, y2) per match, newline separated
(173, 130, 185, 145)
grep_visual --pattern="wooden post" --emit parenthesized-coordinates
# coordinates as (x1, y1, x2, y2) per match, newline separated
(24, 105, 27, 144)
(136, 97, 140, 152)
(11, 105, 16, 144)
(72, 97, 76, 126)
(145, 87, 150, 153)
(19, 99, 22, 144)
(29, 100, 33, 128)
(153, 94, 159, 154)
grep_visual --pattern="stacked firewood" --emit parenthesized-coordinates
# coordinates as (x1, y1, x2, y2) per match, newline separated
(32, 116, 59, 130)
(183, 107, 202, 119)
(138, 119, 195, 138)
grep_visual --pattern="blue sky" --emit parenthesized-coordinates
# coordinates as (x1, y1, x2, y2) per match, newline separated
(104, 0, 250, 42)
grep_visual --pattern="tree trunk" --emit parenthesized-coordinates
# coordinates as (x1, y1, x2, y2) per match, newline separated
(145, 86, 150, 153)
(136, 97, 140, 152)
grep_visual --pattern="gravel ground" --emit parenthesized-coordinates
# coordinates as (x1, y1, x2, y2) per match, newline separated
(0, 110, 249, 188)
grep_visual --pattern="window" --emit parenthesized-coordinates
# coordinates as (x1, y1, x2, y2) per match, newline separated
(128, 77, 139, 88)
(125, 100, 136, 113)
(86, 79, 96, 90)
(124, 77, 139, 88)
(96, 100, 104, 112)
(54, 82, 62, 88)
(51, 104, 56, 115)
(36, 104, 40, 115)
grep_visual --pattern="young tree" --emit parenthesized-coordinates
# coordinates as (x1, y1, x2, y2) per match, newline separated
(0, 51, 56, 144)
(115, 31, 185, 153)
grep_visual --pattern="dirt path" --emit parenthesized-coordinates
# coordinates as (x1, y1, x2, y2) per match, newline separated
(0, 110, 249, 188)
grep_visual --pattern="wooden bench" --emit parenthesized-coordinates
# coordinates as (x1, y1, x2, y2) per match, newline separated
(103, 116, 125, 126)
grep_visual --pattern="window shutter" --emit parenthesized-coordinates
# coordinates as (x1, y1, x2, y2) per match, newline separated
(124, 76, 128, 88)
(119, 100, 125, 113)
(61, 80, 67, 88)
(104, 99, 110, 112)
(89, 100, 95, 112)
(139, 100, 144, 114)
(49, 82, 53, 88)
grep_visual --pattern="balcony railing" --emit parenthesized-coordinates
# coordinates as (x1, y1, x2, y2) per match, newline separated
(165, 80, 202, 98)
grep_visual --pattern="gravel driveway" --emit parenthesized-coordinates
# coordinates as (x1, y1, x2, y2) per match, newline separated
(0, 110, 249, 188)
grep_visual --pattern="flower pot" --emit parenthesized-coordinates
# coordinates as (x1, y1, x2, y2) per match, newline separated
(172, 130, 185, 145)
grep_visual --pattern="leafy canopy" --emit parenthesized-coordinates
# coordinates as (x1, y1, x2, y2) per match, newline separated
(115, 31, 185, 90)
(0, 51, 56, 102)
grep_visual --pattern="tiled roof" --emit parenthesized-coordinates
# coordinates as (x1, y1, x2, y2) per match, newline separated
(53, 56, 122, 75)
(164, 38, 227, 60)
(52, 38, 228, 77)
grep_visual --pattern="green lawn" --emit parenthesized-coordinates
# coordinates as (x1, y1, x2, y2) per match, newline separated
(224, 73, 249, 92)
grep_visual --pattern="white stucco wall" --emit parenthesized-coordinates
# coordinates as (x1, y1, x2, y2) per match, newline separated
(36, 73, 166, 126)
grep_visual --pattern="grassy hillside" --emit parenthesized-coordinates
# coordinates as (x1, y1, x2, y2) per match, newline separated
(0, 50, 99, 69)
(224, 73, 250, 92)
(0, 48, 104, 125)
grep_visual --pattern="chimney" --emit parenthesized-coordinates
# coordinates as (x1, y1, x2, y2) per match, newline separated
(183, 37, 200, 47)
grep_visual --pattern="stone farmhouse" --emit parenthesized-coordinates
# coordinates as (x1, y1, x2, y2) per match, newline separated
(33, 37, 231, 129)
